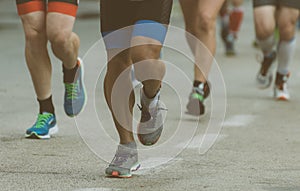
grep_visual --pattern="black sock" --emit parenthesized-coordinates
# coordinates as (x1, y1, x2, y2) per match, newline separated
(38, 95, 55, 114)
(63, 60, 79, 83)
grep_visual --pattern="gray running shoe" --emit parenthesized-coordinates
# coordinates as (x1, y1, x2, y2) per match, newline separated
(64, 58, 87, 117)
(137, 90, 167, 146)
(186, 82, 210, 116)
(256, 51, 276, 89)
(105, 144, 140, 178)
(225, 34, 236, 56)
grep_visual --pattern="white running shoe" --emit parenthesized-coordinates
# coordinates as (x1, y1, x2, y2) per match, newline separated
(274, 72, 290, 101)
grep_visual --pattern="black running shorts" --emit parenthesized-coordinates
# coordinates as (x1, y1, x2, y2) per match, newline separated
(253, 0, 300, 9)
(100, 0, 173, 49)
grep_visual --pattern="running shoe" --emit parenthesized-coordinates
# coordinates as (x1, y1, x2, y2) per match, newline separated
(105, 144, 140, 178)
(137, 90, 166, 146)
(221, 27, 236, 56)
(256, 51, 276, 89)
(186, 82, 210, 116)
(25, 112, 58, 139)
(64, 58, 87, 117)
(225, 34, 236, 56)
(274, 72, 290, 101)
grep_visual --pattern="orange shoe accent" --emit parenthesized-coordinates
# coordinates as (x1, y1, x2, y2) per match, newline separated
(48, 2, 78, 17)
(111, 171, 119, 177)
(17, 0, 45, 15)
(277, 96, 288, 101)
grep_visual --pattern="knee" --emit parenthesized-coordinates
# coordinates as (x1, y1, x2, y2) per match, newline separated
(131, 45, 160, 63)
(278, 22, 296, 40)
(24, 25, 47, 48)
(198, 12, 216, 34)
(255, 20, 275, 39)
(47, 30, 70, 47)
(134, 60, 166, 83)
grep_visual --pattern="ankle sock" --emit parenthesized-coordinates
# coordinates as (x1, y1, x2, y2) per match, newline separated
(38, 95, 55, 114)
(63, 60, 79, 83)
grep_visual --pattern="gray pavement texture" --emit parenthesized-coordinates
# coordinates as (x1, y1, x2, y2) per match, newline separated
(1, 0, 300, 191)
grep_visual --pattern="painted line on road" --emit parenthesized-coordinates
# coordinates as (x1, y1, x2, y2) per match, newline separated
(73, 188, 122, 191)
(175, 134, 227, 149)
(223, 114, 256, 128)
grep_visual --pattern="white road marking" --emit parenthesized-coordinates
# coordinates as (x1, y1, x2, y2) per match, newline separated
(223, 115, 256, 127)
(73, 188, 122, 191)
(176, 134, 227, 149)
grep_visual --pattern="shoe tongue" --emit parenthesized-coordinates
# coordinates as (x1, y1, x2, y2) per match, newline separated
(194, 84, 205, 95)
(197, 83, 204, 89)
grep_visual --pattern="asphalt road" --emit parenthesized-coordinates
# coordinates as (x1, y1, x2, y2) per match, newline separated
(1, 0, 300, 191)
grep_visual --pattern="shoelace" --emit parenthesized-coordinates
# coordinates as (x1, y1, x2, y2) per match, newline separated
(35, 114, 52, 128)
(65, 82, 78, 100)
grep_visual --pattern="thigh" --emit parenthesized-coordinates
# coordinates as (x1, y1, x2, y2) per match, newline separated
(46, 0, 78, 38)
(19, 11, 46, 37)
(231, 0, 243, 7)
(179, 0, 199, 27)
(277, 6, 299, 39)
(16, 0, 46, 15)
(46, 12, 76, 38)
(253, 5, 276, 37)
(198, 0, 225, 18)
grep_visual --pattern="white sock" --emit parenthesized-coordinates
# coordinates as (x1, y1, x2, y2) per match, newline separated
(257, 34, 275, 55)
(277, 38, 296, 75)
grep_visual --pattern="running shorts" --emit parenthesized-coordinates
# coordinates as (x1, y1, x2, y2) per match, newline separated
(100, 0, 173, 49)
(16, 0, 79, 17)
(253, 0, 300, 9)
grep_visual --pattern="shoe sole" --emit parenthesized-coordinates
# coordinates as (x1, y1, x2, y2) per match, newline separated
(25, 124, 58, 139)
(256, 74, 273, 89)
(137, 125, 162, 146)
(276, 96, 289, 101)
(274, 89, 290, 101)
(186, 98, 205, 116)
(105, 163, 141, 178)
(275, 95, 290, 101)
